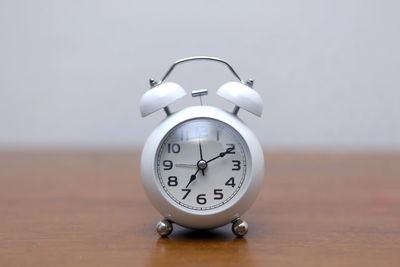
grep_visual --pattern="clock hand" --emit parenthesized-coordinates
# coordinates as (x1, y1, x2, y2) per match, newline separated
(198, 138, 205, 176)
(176, 163, 198, 168)
(206, 147, 235, 164)
(185, 168, 200, 188)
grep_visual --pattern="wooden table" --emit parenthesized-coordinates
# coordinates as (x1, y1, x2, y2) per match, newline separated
(0, 150, 399, 266)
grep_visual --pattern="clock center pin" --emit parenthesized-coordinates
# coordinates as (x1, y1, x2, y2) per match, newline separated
(197, 159, 207, 169)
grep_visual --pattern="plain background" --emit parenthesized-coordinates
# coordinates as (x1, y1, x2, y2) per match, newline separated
(0, 0, 399, 151)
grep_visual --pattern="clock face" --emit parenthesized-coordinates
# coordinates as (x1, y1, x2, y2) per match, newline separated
(155, 118, 250, 211)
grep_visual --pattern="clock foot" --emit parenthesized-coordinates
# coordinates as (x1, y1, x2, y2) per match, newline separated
(232, 218, 248, 237)
(156, 219, 173, 237)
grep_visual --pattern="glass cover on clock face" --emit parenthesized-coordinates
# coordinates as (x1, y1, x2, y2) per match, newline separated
(155, 118, 250, 211)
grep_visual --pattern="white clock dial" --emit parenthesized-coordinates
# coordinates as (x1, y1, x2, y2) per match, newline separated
(156, 118, 250, 211)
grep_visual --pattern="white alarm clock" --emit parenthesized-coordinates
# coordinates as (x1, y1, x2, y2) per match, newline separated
(140, 57, 264, 237)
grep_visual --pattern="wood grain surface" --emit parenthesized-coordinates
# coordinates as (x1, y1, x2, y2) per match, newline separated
(0, 150, 399, 266)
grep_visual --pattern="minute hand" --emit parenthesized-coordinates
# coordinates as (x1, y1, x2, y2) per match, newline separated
(206, 147, 234, 164)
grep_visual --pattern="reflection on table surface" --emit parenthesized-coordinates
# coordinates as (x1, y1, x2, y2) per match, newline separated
(146, 225, 254, 266)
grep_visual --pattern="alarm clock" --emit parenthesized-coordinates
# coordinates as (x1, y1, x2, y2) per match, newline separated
(140, 56, 264, 237)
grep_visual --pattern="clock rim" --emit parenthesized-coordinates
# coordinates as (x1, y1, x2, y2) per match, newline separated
(141, 106, 264, 229)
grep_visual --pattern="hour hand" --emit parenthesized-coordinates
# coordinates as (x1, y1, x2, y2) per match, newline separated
(185, 169, 200, 188)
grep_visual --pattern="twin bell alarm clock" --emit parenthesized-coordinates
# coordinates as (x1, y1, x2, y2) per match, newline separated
(139, 56, 264, 237)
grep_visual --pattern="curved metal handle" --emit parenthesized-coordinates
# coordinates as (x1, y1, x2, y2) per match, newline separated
(159, 56, 243, 83)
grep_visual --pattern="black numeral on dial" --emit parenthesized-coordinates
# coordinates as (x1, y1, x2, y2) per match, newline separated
(167, 144, 180, 153)
(225, 177, 236, 187)
(181, 188, 191, 199)
(163, 160, 173, 170)
(196, 194, 207, 205)
(167, 176, 178, 186)
(232, 160, 241, 171)
(213, 189, 223, 200)
(226, 144, 235, 154)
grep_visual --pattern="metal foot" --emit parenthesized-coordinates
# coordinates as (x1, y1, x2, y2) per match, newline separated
(232, 218, 248, 237)
(156, 219, 173, 237)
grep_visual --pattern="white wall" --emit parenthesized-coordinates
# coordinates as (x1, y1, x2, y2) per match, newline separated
(0, 0, 399, 151)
